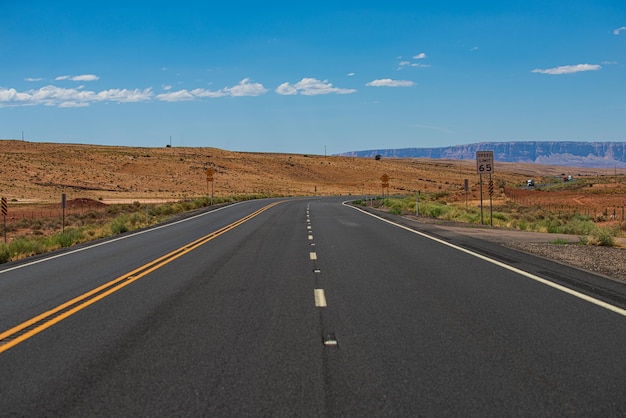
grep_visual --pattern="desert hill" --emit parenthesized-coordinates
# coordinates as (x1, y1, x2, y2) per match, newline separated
(0, 140, 621, 206)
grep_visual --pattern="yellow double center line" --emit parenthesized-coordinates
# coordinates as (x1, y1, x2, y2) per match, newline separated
(0, 201, 283, 354)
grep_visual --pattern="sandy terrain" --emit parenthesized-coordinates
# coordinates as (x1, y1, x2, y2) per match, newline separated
(1, 139, 625, 218)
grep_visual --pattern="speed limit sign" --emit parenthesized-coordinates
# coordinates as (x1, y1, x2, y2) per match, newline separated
(476, 151, 494, 174)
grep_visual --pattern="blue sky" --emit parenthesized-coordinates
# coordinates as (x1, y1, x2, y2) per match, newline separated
(0, 1, 624, 154)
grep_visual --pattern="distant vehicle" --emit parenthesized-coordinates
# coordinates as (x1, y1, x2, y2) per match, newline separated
(527, 179, 534, 187)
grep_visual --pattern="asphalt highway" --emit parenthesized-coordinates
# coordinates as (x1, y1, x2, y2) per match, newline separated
(0, 197, 624, 416)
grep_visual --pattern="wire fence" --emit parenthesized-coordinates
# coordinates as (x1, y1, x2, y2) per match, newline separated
(505, 189, 626, 220)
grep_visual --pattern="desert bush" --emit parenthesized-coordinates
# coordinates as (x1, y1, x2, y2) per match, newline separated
(590, 226, 616, 247)
(429, 191, 449, 201)
(516, 219, 528, 231)
(0, 244, 9, 263)
(492, 212, 509, 222)
(50, 228, 84, 248)
(423, 202, 448, 218)
(110, 216, 129, 235)
(128, 212, 143, 227)
(558, 216, 596, 236)
(9, 237, 45, 257)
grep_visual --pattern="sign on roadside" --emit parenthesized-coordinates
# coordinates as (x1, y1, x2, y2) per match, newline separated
(476, 151, 494, 174)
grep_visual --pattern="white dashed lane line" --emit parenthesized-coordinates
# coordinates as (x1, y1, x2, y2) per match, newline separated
(314, 289, 327, 307)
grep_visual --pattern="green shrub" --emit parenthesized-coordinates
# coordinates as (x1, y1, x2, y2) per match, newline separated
(591, 226, 616, 247)
(110, 217, 129, 235)
(558, 217, 596, 235)
(128, 212, 143, 227)
(492, 212, 509, 222)
(0, 244, 10, 263)
(549, 238, 570, 245)
(50, 228, 84, 248)
(9, 237, 45, 257)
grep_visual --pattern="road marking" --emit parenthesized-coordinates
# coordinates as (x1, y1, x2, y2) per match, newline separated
(308, 235, 313, 240)
(0, 201, 285, 354)
(310, 252, 317, 260)
(314, 289, 327, 307)
(307, 225, 311, 230)
(345, 202, 626, 317)
(324, 333, 338, 346)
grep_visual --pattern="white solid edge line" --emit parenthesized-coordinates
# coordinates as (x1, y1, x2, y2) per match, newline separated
(343, 201, 626, 318)
(315, 289, 327, 307)
(0, 200, 252, 275)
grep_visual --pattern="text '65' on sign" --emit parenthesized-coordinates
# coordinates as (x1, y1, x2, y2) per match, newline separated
(476, 151, 494, 174)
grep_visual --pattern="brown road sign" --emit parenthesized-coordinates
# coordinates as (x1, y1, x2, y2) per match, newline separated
(381, 173, 390, 182)
(204, 168, 215, 176)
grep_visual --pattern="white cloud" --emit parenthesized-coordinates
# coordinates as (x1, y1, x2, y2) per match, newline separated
(531, 63, 601, 75)
(470, 46, 479, 52)
(0, 88, 32, 103)
(162, 85, 173, 91)
(55, 74, 99, 82)
(347, 72, 355, 77)
(190, 88, 227, 98)
(275, 78, 357, 95)
(97, 88, 152, 102)
(413, 52, 426, 59)
(223, 78, 268, 96)
(275, 82, 298, 96)
(25, 77, 42, 82)
(366, 79, 415, 87)
(0, 77, 268, 107)
(156, 79, 267, 102)
(71, 74, 99, 82)
(156, 89, 194, 102)
(59, 101, 90, 108)
(397, 61, 431, 70)
(0, 85, 152, 107)
(613, 26, 626, 35)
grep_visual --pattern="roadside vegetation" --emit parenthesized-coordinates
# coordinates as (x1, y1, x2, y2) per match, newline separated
(1, 185, 623, 264)
(0, 194, 267, 264)
(354, 193, 622, 247)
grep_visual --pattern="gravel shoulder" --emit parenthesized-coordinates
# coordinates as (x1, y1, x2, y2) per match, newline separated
(396, 213, 626, 285)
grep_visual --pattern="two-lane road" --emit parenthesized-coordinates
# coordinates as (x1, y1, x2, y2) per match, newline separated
(0, 197, 624, 416)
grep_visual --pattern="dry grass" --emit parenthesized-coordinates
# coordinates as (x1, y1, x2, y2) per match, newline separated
(1, 139, 626, 222)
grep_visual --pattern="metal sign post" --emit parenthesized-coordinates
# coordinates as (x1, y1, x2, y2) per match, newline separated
(464, 179, 469, 209)
(489, 175, 494, 226)
(416, 190, 420, 217)
(1, 197, 7, 243)
(479, 174, 483, 224)
(61, 193, 66, 233)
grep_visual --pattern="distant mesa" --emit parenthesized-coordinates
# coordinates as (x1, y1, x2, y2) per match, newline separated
(338, 141, 626, 168)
